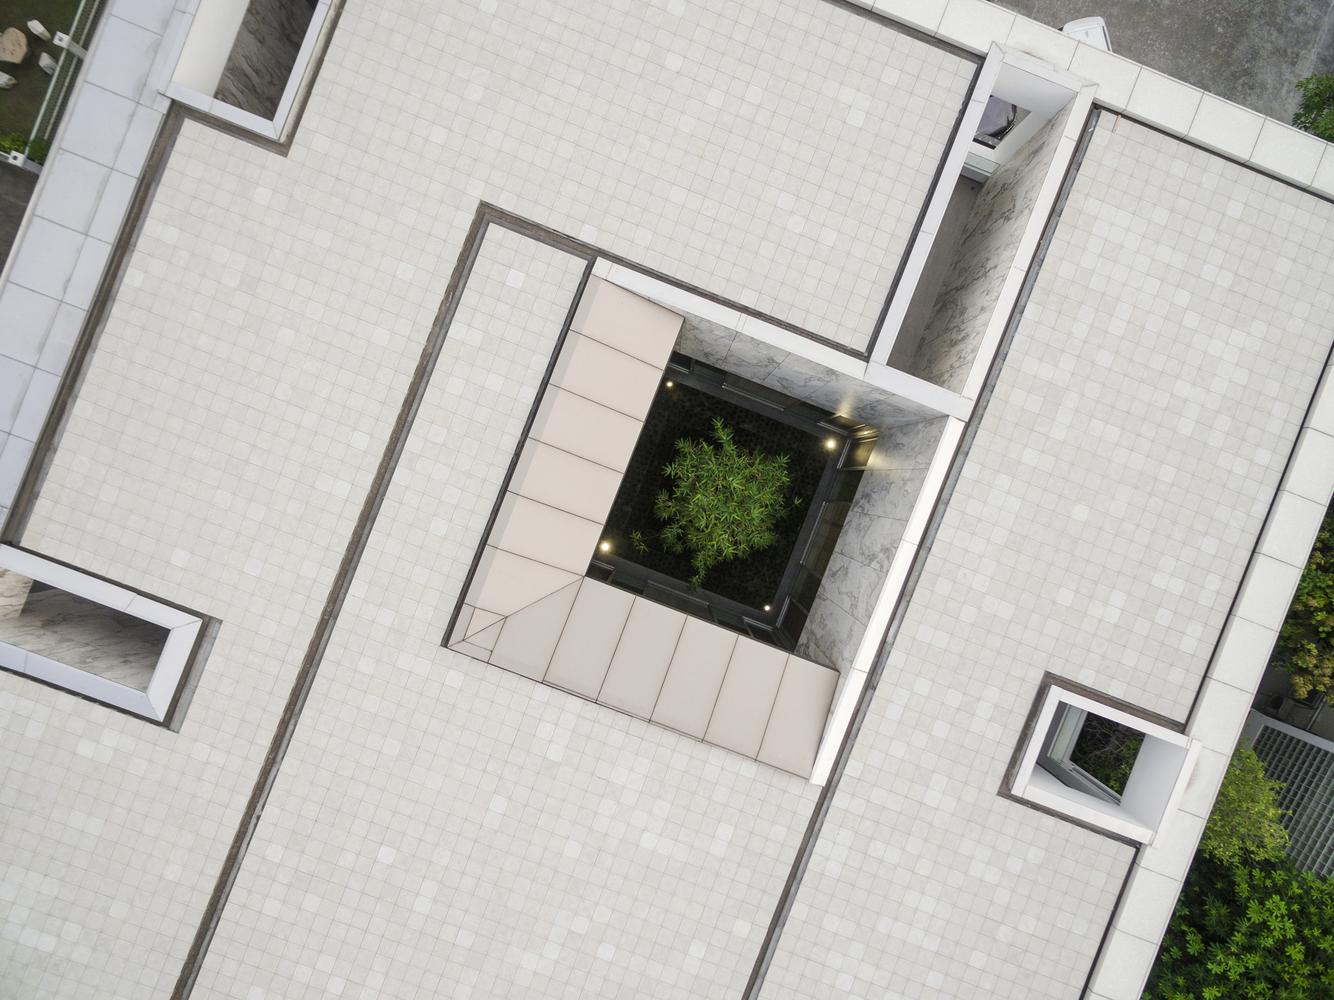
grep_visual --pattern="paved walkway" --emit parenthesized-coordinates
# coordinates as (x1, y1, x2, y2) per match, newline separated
(0, 167, 38, 274)
(1000, 0, 1334, 122)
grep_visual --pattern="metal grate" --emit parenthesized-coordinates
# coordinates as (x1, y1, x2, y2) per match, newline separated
(1251, 721, 1334, 877)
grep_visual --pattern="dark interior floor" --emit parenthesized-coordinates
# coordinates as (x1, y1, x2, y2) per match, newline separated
(998, 0, 1334, 122)
(0, 166, 38, 273)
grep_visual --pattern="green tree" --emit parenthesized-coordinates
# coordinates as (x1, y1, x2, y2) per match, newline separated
(1293, 74, 1334, 142)
(1197, 747, 1288, 867)
(1144, 859, 1334, 1000)
(655, 418, 790, 590)
(1273, 504, 1334, 699)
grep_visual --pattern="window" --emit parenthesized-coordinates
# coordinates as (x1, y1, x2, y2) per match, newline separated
(1010, 682, 1199, 843)
(0, 546, 206, 723)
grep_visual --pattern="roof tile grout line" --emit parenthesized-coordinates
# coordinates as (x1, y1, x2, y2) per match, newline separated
(738, 104, 1103, 1000)
(753, 655, 794, 767)
(548, 371, 656, 422)
(583, 585, 636, 702)
(569, 321, 676, 372)
(170, 205, 507, 999)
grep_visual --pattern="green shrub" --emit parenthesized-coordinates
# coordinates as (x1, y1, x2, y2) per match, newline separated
(0, 133, 49, 163)
(1144, 858, 1334, 1000)
(1069, 713, 1142, 794)
(1274, 504, 1333, 699)
(25, 137, 51, 164)
(655, 417, 790, 589)
(1293, 74, 1334, 142)
(1198, 747, 1289, 867)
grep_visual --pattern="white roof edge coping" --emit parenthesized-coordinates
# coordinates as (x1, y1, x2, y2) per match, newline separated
(600, 259, 867, 382)
(993, 42, 1086, 93)
(1085, 352, 1334, 997)
(849, 0, 1334, 200)
(1, 545, 133, 613)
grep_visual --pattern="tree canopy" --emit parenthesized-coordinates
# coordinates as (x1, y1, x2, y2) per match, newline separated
(1294, 74, 1334, 142)
(1273, 504, 1334, 700)
(1144, 858, 1334, 1000)
(1197, 747, 1289, 868)
(655, 418, 790, 590)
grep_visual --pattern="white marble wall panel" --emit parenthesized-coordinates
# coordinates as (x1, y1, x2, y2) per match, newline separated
(796, 418, 945, 671)
(213, 0, 316, 119)
(894, 103, 1073, 392)
(675, 313, 943, 430)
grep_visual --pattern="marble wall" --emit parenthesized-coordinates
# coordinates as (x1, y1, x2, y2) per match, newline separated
(894, 104, 1073, 392)
(675, 314, 939, 429)
(214, 0, 317, 118)
(0, 571, 164, 690)
(795, 417, 944, 671)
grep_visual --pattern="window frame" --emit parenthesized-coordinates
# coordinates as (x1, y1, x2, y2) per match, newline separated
(1011, 682, 1199, 844)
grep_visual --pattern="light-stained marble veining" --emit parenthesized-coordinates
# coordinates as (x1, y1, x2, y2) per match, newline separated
(675, 314, 941, 429)
(796, 419, 943, 670)
(893, 103, 1073, 392)
(0, 570, 163, 690)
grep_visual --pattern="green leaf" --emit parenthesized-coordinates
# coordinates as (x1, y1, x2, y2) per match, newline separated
(653, 419, 791, 590)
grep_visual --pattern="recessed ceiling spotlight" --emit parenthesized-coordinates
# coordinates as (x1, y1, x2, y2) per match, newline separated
(665, 380, 675, 388)
(763, 604, 772, 612)
(823, 437, 838, 451)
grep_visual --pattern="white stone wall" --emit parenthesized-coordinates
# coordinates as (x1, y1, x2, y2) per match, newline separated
(796, 418, 944, 670)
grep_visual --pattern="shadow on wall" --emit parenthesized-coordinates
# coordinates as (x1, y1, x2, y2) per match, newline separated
(214, 0, 317, 118)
